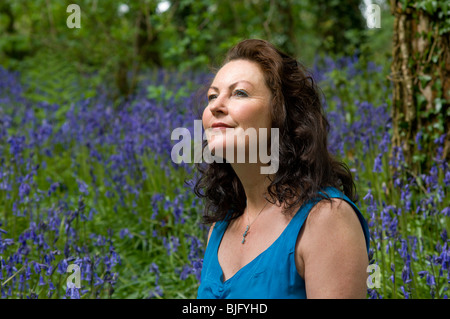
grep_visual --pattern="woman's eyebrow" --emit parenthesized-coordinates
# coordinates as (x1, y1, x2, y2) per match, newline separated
(209, 80, 254, 91)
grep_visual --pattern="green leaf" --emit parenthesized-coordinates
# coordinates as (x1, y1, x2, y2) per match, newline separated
(418, 74, 432, 87)
(416, 93, 426, 107)
(434, 98, 444, 113)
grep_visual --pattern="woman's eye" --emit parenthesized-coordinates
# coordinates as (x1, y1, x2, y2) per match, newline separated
(207, 94, 217, 101)
(234, 90, 248, 97)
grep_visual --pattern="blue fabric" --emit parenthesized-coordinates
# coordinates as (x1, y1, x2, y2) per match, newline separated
(197, 187, 370, 299)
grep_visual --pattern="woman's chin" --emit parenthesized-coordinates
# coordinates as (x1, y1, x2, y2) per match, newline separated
(207, 144, 254, 164)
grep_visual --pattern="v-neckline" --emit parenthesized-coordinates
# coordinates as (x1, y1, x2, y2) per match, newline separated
(215, 205, 304, 284)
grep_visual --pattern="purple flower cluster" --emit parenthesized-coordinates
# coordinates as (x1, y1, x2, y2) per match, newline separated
(0, 213, 120, 298)
(1, 66, 209, 298)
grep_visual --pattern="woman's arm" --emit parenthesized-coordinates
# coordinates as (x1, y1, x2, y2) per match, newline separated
(296, 198, 368, 298)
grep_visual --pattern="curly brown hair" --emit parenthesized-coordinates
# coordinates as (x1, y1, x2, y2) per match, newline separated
(193, 39, 357, 224)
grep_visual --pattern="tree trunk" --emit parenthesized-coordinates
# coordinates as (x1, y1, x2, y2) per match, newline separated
(390, 0, 450, 173)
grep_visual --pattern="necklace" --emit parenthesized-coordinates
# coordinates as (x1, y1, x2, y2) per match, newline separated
(241, 201, 269, 244)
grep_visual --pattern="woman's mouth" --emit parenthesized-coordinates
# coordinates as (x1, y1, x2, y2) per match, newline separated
(211, 122, 234, 130)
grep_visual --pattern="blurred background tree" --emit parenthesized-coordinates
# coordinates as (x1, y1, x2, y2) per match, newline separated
(313, 0, 367, 55)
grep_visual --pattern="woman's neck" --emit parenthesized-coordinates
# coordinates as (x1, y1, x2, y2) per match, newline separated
(230, 162, 275, 220)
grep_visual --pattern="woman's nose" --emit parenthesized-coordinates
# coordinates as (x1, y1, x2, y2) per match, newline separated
(208, 94, 228, 114)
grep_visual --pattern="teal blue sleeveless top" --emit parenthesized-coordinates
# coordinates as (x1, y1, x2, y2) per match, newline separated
(197, 187, 370, 299)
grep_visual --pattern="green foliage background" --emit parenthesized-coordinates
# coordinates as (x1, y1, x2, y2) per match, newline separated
(0, 0, 394, 97)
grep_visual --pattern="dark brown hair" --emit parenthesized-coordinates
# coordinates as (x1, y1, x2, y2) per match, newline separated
(193, 39, 357, 224)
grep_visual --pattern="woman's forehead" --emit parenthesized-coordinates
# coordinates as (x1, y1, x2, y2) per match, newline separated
(212, 60, 265, 87)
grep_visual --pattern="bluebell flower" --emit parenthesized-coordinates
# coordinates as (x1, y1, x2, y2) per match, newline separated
(149, 262, 160, 285)
(84, 263, 92, 281)
(25, 265, 32, 281)
(163, 235, 180, 256)
(110, 250, 121, 267)
(148, 285, 163, 298)
(441, 229, 448, 242)
(67, 287, 80, 299)
(93, 273, 104, 287)
(149, 262, 159, 274)
(33, 262, 42, 274)
(444, 171, 450, 187)
(401, 263, 412, 284)
(63, 242, 70, 258)
(363, 189, 373, 203)
(19, 272, 25, 284)
(192, 260, 203, 281)
(367, 288, 381, 299)
(390, 263, 395, 283)
(27, 292, 38, 299)
(38, 274, 45, 286)
(400, 286, 410, 299)
(426, 273, 436, 286)
(7, 135, 26, 159)
(372, 153, 383, 173)
(45, 265, 53, 276)
(434, 133, 447, 146)
(77, 179, 89, 195)
(179, 265, 191, 280)
(415, 130, 423, 151)
(58, 258, 69, 275)
(119, 228, 133, 239)
(19, 182, 31, 200)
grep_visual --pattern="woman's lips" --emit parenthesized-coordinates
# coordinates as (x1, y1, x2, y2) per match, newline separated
(211, 122, 234, 130)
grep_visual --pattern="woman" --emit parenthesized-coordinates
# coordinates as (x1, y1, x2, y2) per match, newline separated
(194, 39, 370, 299)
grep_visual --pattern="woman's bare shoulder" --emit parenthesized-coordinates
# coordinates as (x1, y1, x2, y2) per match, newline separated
(297, 198, 365, 254)
(295, 198, 368, 298)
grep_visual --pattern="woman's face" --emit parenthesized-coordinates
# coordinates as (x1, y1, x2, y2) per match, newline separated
(202, 59, 273, 163)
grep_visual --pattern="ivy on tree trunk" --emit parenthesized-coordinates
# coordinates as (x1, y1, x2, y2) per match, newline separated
(389, 0, 449, 173)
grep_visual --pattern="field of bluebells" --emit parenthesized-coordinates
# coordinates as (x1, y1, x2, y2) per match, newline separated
(0, 53, 448, 299)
